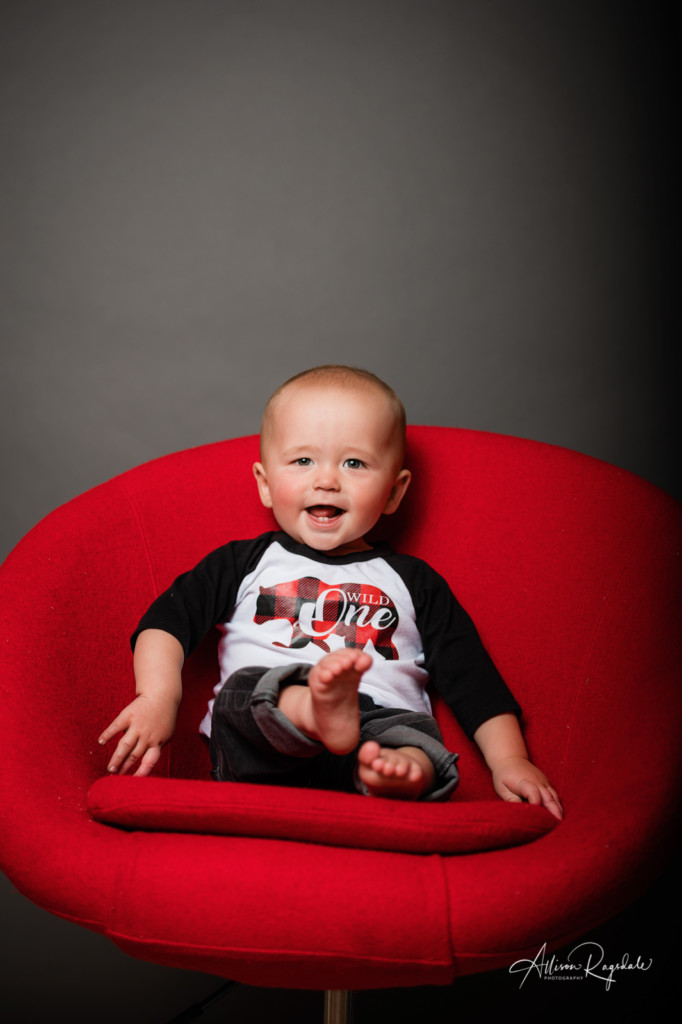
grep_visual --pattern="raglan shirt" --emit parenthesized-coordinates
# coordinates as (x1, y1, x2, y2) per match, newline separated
(132, 531, 521, 741)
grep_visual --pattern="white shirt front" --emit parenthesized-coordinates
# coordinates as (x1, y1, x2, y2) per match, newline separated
(200, 538, 431, 736)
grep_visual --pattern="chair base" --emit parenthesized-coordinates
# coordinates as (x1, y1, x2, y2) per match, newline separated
(324, 990, 355, 1024)
(166, 981, 355, 1023)
(166, 981, 238, 1023)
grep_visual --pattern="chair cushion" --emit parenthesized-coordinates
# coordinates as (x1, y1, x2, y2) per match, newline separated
(87, 776, 558, 854)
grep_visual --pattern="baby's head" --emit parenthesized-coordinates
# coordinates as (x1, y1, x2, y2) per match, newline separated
(253, 365, 411, 555)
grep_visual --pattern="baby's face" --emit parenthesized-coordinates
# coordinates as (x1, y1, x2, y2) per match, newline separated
(253, 383, 410, 555)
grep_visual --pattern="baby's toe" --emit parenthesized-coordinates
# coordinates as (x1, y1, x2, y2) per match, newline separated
(357, 740, 381, 767)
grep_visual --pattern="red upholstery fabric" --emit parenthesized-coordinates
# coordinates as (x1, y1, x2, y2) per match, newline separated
(1, 427, 680, 989)
(87, 776, 558, 853)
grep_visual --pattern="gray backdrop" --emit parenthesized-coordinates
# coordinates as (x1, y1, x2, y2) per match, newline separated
(1, 1, 676, 1020)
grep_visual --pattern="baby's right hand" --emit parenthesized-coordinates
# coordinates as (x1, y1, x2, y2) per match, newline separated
(98, 693, 178, 777)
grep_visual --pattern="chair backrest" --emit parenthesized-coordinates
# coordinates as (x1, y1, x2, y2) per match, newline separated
(2, 426, 679, 806)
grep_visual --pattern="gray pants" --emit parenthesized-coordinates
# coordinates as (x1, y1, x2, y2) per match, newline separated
(209, 664, 459, 801)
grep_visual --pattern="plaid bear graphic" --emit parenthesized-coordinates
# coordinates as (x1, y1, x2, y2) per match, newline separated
(254, 577, 399, 660)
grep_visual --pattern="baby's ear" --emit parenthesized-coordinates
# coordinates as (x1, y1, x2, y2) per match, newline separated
(252, 462, 273, 508)
(383, 468, 411, 515)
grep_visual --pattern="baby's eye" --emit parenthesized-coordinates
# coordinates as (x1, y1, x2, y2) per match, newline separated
(344, 458, 365, 470)
(294, 457, 312, 466)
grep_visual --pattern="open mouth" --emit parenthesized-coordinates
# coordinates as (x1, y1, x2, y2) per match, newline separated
(306, 505, 345, 524)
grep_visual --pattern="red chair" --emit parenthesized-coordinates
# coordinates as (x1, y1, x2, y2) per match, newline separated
(1, 427, 680, 1011)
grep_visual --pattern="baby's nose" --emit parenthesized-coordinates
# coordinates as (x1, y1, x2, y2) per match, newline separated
(314, 465, 340, 490)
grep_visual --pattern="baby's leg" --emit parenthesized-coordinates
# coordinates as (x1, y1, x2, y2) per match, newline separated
(354, 703, 459, 801)
(356, 741, 436, 799)
(209, 664, 325, 785)
(277, 648, 372, 754)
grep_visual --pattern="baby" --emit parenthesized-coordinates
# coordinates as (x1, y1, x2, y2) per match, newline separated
(100, 365, 562, 817)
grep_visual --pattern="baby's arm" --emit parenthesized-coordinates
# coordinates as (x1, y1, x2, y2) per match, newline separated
(98, 628, 184, 776)
(473, 713, 563, 820)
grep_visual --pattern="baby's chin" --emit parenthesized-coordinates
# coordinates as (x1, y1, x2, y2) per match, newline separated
(272, 510, 373, 555)
(295, 525, 372, 557)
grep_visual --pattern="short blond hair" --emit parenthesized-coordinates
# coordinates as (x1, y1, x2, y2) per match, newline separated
(260, 364, 407, 462)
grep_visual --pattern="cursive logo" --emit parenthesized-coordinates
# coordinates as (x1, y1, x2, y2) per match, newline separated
(509, 942, 653, 991)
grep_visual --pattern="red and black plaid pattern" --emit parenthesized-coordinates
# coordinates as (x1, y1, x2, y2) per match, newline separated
(254, 576, 399, 660)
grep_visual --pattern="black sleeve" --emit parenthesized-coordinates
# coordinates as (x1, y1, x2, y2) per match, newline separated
(130, 533, 276, 658)
(386, 552, 521, 739)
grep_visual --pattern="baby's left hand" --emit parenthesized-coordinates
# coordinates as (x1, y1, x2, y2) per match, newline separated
(492, 756, 563, 820)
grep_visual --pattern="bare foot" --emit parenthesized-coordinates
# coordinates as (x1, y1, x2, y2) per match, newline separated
(278, 649, 372, 754)
(356, 740, 435, 800)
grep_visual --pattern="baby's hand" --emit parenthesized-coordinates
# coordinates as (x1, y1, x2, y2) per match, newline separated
(98, 693, 178, 777)
(492, 756, 563, 820)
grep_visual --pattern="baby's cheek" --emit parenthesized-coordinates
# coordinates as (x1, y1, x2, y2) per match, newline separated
(271, 480, 302, 511)
(265, 480, 307, 531)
